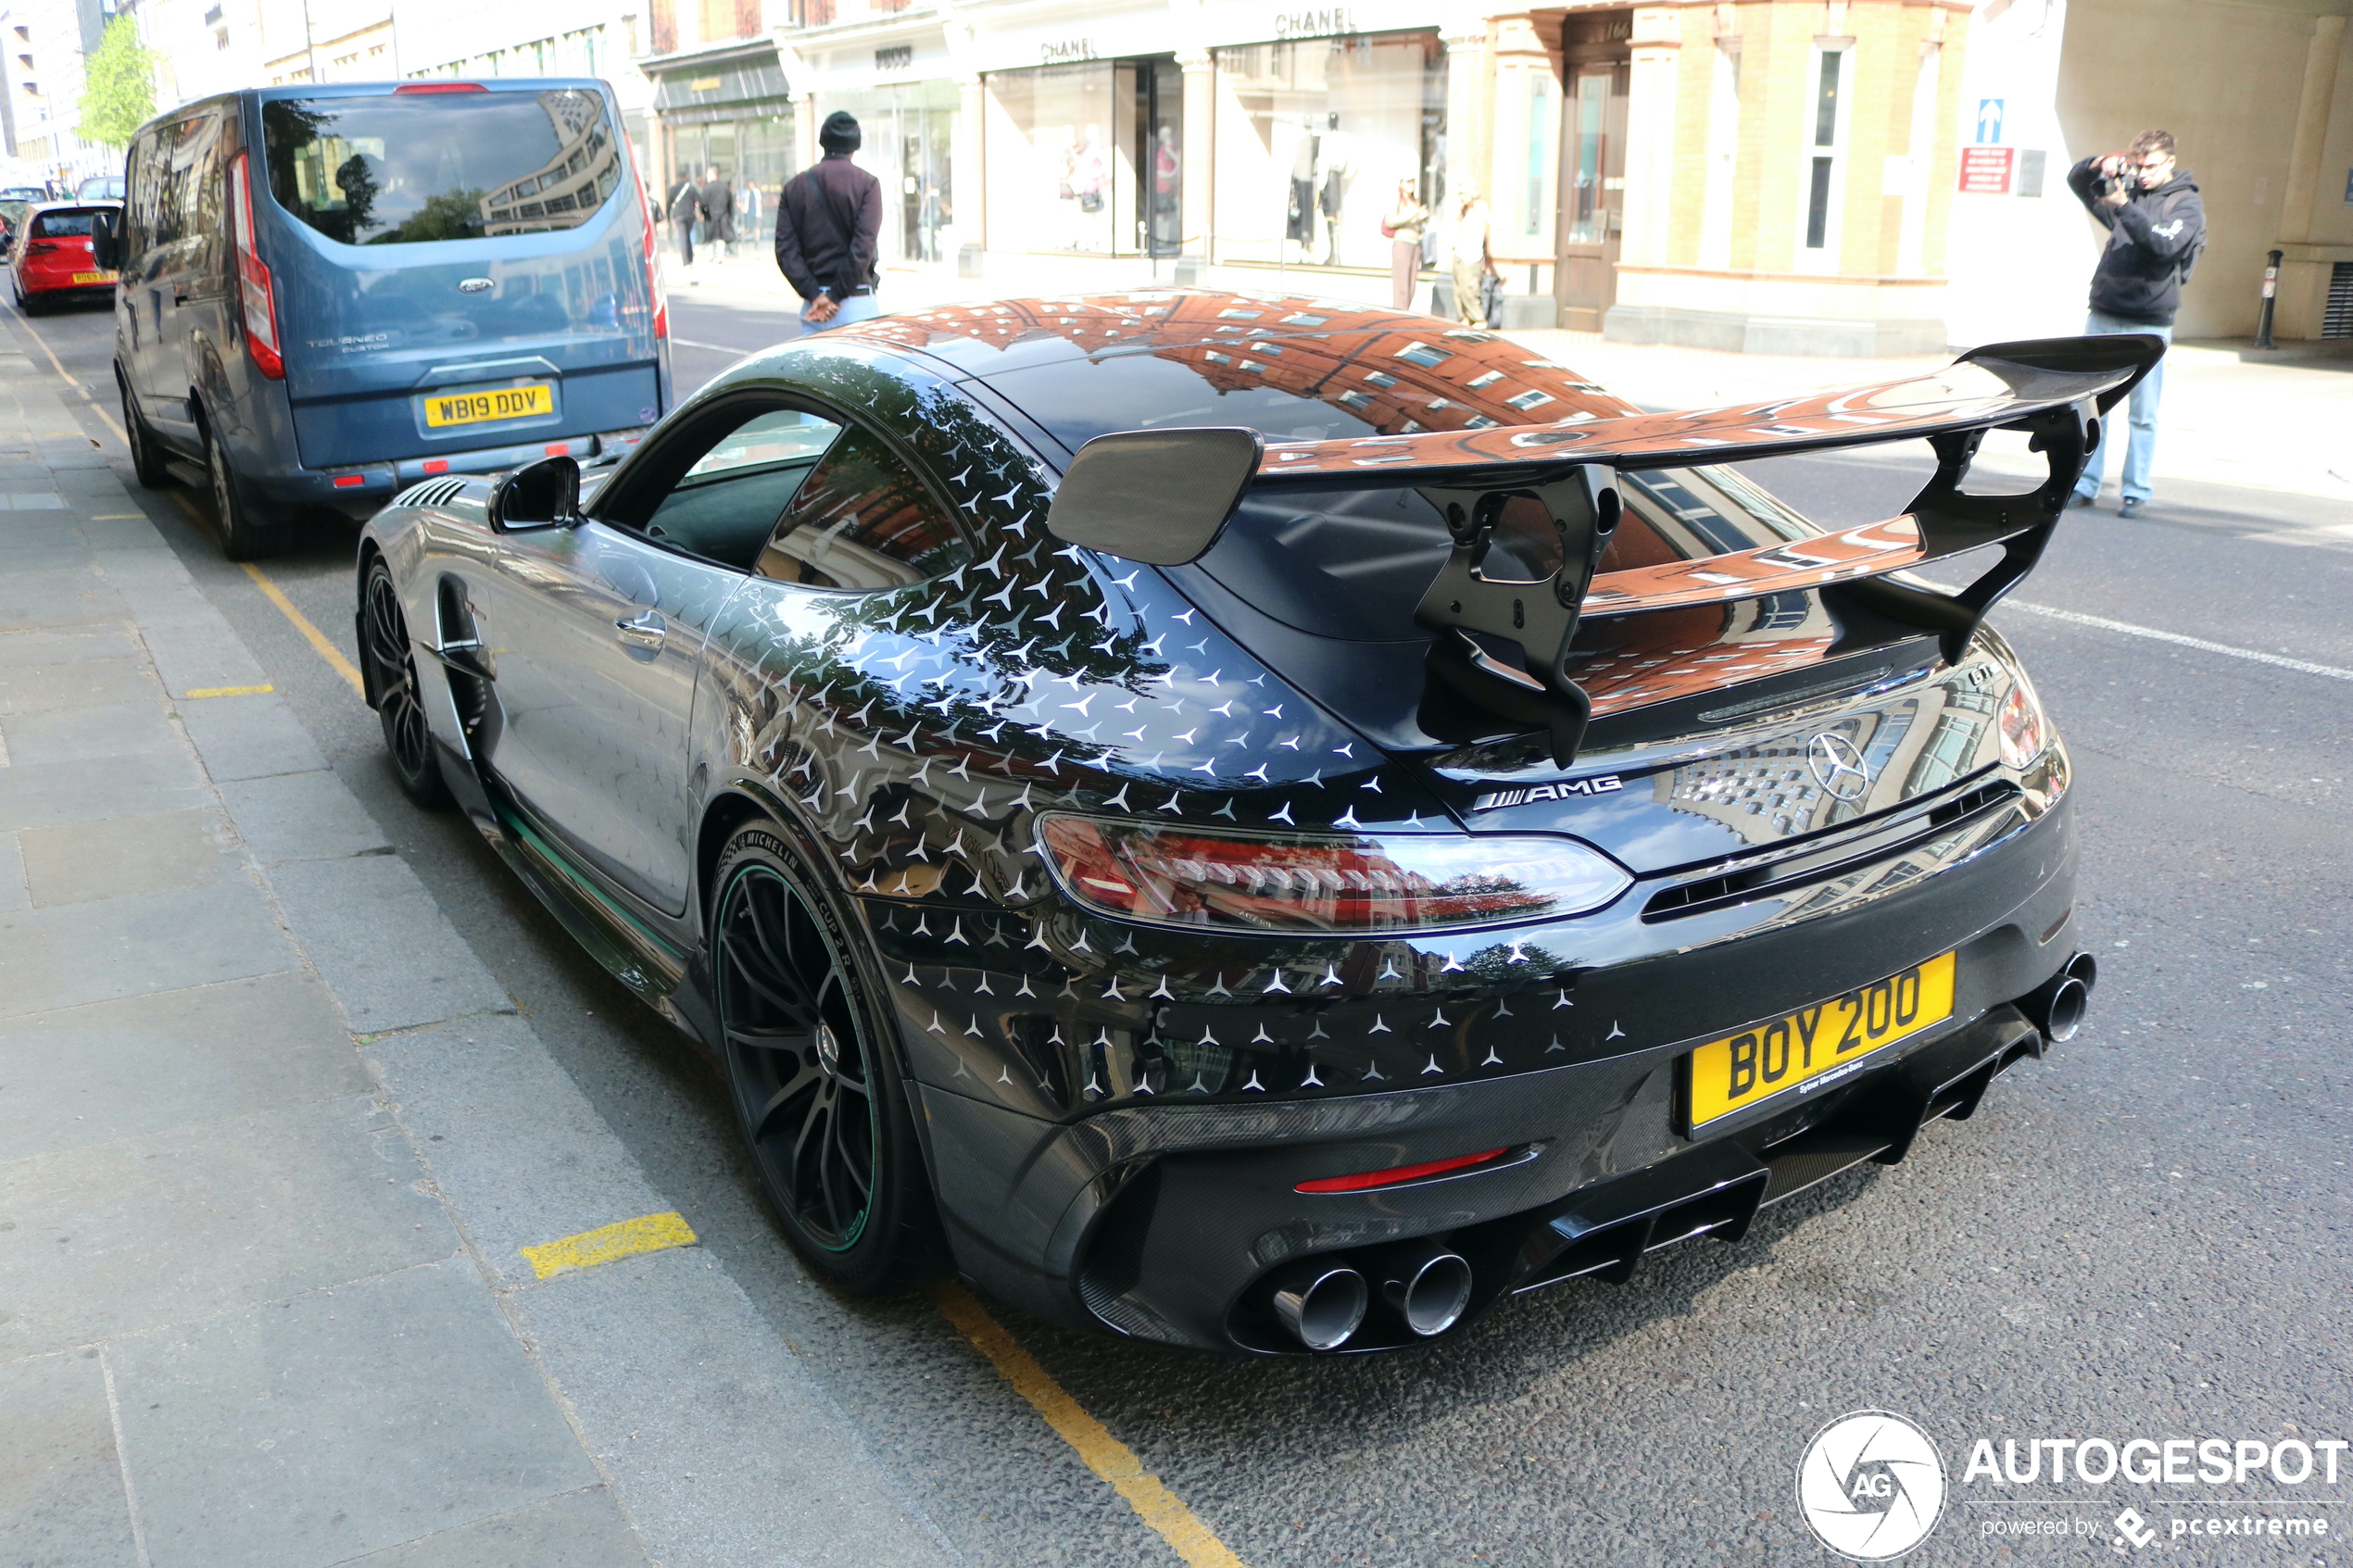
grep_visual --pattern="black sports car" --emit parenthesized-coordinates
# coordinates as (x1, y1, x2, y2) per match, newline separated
(356, 292, 2154, 1354)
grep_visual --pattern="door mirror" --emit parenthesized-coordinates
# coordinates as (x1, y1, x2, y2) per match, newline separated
(89, 208, 121, 271)
(1044, 427, 1264, 566)
(490, 455, 581, 533)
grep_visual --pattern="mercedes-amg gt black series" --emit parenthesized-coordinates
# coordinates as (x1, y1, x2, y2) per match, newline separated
(356, 292, 2152, 1355)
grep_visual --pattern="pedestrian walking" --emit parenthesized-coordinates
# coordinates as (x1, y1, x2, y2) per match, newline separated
(665, 169, 702, 270)
(2065, 130, 2205, 517)
(1380, 177, 1428, 312)
(774, 111, 883, 332)
(1446, 183, 1495, 328)
(699, 166, 736, 261)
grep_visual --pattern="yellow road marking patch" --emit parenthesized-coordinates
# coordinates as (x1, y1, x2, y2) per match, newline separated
(521, 1211, 698, 1279)
(183, 684, 276, 698)
(928, 1281, 1251, 1568)
(91, 513, 143, 520)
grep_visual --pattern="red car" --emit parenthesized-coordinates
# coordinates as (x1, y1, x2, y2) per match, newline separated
(10, 202, 120, 314)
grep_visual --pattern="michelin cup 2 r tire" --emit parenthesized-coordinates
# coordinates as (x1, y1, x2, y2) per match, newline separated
(711, 821, 942, 1295)
(359, 556, 452, 809)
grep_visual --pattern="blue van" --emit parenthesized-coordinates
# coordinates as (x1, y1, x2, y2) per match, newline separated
(100, 80, 671, 558)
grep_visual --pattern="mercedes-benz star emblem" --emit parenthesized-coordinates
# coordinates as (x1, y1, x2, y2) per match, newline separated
(1808, 733, 1873, 802)
(813, 1022, 841, 1073)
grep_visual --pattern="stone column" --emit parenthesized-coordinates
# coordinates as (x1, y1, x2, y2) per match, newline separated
(954, 73, 986, 270)
(1616, 6, 1681, 273)
(2273, 14, 2347, 338)
(1441, 20, 1491, 209)
(1179, 50, 1214, 275)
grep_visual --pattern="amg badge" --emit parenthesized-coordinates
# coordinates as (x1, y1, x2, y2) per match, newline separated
(1472, 776, 1624, 812)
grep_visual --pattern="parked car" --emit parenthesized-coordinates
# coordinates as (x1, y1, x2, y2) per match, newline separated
(76, 172, 127, 200)
(9, 201, 121, 314)
(0, 184, 49, 203)
(96, 79, 670, 559)
(355, 291, 2157, 1355)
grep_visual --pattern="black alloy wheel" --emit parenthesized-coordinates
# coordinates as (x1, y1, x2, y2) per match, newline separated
(361, 557, 451, 809)
(711, 822, 939, 1293)
(205, 420, 284, 561)
(120, 373, 169, 489)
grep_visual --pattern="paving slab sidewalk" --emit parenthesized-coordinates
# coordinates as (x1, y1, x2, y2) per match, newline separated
(0, 342, 957, 1566)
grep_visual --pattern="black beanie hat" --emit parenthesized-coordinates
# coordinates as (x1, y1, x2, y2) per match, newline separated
(820, 111, 862, 155)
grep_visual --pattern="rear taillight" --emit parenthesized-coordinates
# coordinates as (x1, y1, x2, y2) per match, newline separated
(24, 240, 56, 255)
(395, 81, 487, 93)
(623, 134, 667, 342)
(228, 152, 283, 381)
(1036, 814, 1630, 935)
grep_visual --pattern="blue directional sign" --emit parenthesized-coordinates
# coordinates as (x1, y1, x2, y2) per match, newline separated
(1976, 99, 2005, 145)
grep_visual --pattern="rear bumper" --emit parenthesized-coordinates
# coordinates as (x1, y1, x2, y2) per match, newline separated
(245, 426, 648, 521)
(910, 788, 2082, 1354)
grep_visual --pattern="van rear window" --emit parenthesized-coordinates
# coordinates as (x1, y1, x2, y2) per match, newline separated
(263, 89, 624, 245)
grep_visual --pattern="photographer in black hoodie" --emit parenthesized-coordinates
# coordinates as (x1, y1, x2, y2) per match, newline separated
(2065, 130, 2204, 517)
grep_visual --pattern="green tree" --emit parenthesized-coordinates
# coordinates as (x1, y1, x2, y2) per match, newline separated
(76, 15, 156, 151)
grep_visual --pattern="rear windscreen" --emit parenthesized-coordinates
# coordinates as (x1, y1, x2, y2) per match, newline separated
(31, 209, 104, 237)
(264, 89, 624, 245)
(1182, 466, 1823, 643)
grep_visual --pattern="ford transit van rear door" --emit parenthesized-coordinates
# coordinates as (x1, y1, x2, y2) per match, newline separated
(253, 82, 663, 474)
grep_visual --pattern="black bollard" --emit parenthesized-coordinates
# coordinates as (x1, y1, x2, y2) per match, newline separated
(2255, 248, 2282, 349)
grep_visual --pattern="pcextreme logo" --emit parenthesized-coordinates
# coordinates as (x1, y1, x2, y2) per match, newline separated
(1796, 1411, 1947, 1561)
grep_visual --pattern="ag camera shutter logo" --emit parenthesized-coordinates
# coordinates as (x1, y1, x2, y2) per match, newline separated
(1796, 1411, 1946, 1560)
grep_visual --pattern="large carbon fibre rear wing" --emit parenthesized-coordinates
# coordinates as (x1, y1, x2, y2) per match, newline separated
(1047, 334, 2164, 765)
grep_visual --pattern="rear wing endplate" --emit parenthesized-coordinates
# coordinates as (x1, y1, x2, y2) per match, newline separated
(1047, 334, 2165, 766)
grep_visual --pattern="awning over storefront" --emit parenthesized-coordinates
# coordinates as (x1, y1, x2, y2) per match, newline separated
(650, 44, 792, 125)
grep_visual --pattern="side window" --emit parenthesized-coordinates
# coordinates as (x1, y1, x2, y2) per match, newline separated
(635, 408, 845, 571)
(125, 133, 160, 255)
(163, 119, 208, 248)
(756, 426, 973, 590)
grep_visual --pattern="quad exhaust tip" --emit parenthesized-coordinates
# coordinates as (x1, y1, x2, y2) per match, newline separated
(1382, 1248, 1475, 1338)
(2026, 951, 2098, 1044)
(1270, 1263, 1369, 1351)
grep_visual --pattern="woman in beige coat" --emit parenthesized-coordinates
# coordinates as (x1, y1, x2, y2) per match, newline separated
(1381, 178, 1430, 311)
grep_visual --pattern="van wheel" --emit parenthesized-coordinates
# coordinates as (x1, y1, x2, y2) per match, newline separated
(120, 376, 169, 489)
(205, 421, 285, 561)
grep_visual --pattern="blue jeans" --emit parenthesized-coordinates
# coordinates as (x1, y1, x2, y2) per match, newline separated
(800, 290, 881, 332)
(2073, 310, 2171, 504)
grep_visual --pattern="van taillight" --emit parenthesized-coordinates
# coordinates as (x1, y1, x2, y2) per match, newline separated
(395, 81, 487, 93)
(623, 133, 667, 342)
(228, 153, 283, 381)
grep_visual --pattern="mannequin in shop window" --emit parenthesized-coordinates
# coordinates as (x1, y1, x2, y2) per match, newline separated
(1151, 124, 1180, 256)
(1287, 117, 1318, 262)
(1318, 111, 1354, 267)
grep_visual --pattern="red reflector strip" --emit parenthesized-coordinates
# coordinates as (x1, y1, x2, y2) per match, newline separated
(396, 82, 488, 93)
(333, 474, 366, 489)
(422, 459, 449, 475)
(1296, 1148, 1512, 1195)
(545, 443, 569, 457)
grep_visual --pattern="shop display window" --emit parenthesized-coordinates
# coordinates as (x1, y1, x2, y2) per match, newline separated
(1210, 31, 1445, 270)
(984, 62, 1123, 256)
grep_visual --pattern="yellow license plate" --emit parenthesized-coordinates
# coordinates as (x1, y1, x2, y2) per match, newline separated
(1685, 951, 1957, 1129)
(423, 383, 554, 429)
(72, 270, 117, 285)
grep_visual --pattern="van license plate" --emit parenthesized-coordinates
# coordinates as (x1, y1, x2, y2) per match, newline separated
(423, 383, 555, 429)
(1683, 952, 1957, 1130)
(72, 270, 117, 285)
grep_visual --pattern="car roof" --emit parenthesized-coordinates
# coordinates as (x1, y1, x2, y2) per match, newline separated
(27, 201, 120, 215)
(816, 290, 1637, 459)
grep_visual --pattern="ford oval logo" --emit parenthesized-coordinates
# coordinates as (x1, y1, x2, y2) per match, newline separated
(1806, 733, 1874, 802)
(457, 277, 493, 295)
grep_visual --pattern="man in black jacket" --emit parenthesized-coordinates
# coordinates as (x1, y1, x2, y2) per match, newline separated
(666, 170, 703, 270)
(774, 112, 882, 331)
(2065, 130, 2204, 517)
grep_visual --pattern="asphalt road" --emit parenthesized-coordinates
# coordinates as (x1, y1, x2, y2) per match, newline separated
(15, 291, 2350, 1567)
